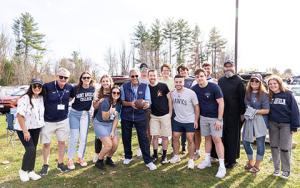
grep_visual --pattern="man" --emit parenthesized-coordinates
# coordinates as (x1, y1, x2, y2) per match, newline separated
(40, 67, 75, 175)
(169, 75, 199, 169)
(192, 68, 226, 178)
(218, 61, 246, 168)
(148, 69, 172, 164)
(160, 63, 174, 90)
(139, 63, 149, 84)
(120, 68, 157, 170)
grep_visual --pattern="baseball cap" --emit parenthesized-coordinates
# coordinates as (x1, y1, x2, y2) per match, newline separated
(139, 63, 148, 70)
(57, 67, 70, 77)
(31, 78, 43, 85)
(250, 73, 263, 82)
(224, 61, 234, 66)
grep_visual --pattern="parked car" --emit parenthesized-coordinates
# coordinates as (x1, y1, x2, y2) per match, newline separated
(0, 86, 28, 114)
(288, 85, 300, 110)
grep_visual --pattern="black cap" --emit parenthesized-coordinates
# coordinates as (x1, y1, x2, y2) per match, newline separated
(31, 78, 43, 85)
(139, 63, 148, 70)
(224, 61, 234, 66)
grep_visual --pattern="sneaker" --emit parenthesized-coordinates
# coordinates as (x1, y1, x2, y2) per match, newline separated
(57, 163, 70, 173)
(273, 170, 280, 177)
(93, 153, 99, 163)
(67, 160, 75, 170)
(161, 157, 169, 164)
(215, 167, 226, 178)
(169, 155, 181, 164)
(77, 158, 88, 167)
(146, 162, 157, 171)
(19, 169, 29, 182)
(28, 171, 41, 181)
(136, 148, 142, 157)
(105, 157, 116, 167)
(211, 157, 219, 163)
(39, 164, 49, 176)
(187, 159, 194, 169)
(123, 158, 133, 165)
(197, 160, 212, 169)
(194, 152, 201, 160)
(95, 159, 105, 170)
(281, 171, 290, 179)
(152, 155, 158, 162)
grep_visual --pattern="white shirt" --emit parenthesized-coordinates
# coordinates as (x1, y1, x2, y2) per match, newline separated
(14, 94, 45, 130)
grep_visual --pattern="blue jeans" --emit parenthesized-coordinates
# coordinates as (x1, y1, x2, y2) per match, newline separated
(121, 119, 152, 164)
(243, 136, 265, 161)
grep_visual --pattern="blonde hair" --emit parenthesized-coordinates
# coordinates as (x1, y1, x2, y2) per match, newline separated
(267, 75, 288, 100)
(97, 75, 114, 100)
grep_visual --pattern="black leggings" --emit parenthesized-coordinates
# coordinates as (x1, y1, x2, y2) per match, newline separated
(17, 128, 41, 172)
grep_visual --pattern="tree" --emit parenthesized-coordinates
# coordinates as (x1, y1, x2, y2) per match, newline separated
(174, 19, 192, 65)
(0, 30, 12, 82)
(188, 25, 205, 69)
(105, 47, 118, 76)
(119, 43, 130, 75)
(207, 27, 227, 74)
(150, 19, 163, 70)
(12, 12, 46, 84)
(133, 21, 150, 66)
(162, 18, 176, 66)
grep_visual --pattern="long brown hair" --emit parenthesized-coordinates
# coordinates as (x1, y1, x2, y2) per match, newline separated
(97, 74, 114, 100)
(109, 86, 122, 106)
(267, 75, 288, 101)
(245, 78, 267, 103)
(76, 71, 94, 94)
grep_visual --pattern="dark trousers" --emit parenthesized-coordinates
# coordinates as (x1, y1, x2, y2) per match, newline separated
(181, 133, 186, 150)
(94, 137, 102, 153)
(17, 128, 41, 171)
(121, 119, 152, 164)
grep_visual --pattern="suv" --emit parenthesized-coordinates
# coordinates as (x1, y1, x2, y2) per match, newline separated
(0, 87, 28, 114)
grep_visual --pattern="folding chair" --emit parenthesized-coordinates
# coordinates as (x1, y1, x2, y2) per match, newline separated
(6, 108, 17, 147)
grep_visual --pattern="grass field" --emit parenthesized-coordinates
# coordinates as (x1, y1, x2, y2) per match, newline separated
(0, 114, 300, 188)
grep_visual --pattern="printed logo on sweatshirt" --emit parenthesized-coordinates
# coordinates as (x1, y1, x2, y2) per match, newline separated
(272, 98, 286, 105)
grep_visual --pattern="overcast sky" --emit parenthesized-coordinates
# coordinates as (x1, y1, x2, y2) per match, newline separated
(1, 0, 299, 74)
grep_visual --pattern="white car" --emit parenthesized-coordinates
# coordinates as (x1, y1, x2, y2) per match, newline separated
(288, 85, 300, 110)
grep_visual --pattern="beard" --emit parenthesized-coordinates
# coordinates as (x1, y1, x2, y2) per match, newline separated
(224, 70, 234, 78)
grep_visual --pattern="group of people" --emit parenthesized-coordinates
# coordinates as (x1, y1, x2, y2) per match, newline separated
(13, 61, 299, 182)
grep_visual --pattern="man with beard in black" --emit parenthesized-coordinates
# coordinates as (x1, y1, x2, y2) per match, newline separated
(218, 61, 245, 169)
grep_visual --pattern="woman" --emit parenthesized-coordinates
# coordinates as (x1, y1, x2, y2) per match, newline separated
(67, 72, 95, 169)
(92, 75, 114, 163)
(94, 86, 121, 170)
(242, 74, 269, 173)
(15, 79, 45, 182)
(268, 75, 299, 179)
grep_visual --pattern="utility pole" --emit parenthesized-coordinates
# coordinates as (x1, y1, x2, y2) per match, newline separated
(235, 0, 239, 71)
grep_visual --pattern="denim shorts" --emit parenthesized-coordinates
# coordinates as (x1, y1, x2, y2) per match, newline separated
(172, 119, 195, 132)
(94, 118, 118, 138)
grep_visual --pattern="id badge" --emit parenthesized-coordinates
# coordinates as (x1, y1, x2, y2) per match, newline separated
(57, 104, 65, 110)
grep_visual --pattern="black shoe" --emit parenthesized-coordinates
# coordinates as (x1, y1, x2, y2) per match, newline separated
(152, 155, 158, 162)
(57, 163, 70, 173)
(40, 164, 49, 176)
(225, 162, 237, 169)
(105, 157, 116, 167)
(181, 148, 186, 154)
(95, 159, 105, 170)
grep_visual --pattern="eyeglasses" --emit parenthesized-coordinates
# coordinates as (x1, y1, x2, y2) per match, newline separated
(250, 79, 260, 83)
(82, 77, 91, 80)
(32, 84, 42, 89)
(59, 76, 69, 80)
(112, 91, 120, 95)
(131, 75, 139, 78)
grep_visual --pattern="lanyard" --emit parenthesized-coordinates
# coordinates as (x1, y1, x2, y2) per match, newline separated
(55, 81, 66, 104)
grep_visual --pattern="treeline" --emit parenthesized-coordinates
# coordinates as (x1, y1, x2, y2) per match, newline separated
(106, 18, 231, 76)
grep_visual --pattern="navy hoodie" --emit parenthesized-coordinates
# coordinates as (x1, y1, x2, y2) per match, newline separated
(269, 91, 300, 131)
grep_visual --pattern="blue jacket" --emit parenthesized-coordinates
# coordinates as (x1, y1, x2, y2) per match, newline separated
(121, 81, 148, 121)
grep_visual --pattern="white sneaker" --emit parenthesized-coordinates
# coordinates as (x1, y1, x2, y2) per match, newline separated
(197, 160, 211, 169)
(169, 155, 181, 164)
(187, 159, 194, 169)
(215, 167, 226, 178)
(194, 152, 201, 160)
(161, 157, 169, 164)
(67, 160, 75, 170)
(28, 171, 41, 181)
(123, 158, 133, 165)
(136, 148, 142, 157)
(146, 162, 157, 171)
(19, 169, 29, 182)
(93, 153, 99, 163)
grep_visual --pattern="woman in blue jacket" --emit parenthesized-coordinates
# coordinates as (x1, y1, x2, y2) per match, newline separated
(268, 75, 299, 179)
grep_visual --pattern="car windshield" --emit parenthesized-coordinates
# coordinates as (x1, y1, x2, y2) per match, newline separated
(290, 87, 300, 96)
(11, 89, 27, 96)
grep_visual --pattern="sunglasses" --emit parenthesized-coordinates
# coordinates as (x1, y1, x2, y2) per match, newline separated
(59, 75, 69, 80)
(131, 75, 139, 78)
(250, 79, 260, 83)
(82, 76, 91, 80)
(32, 84, 42, 89)
(112, 91, 120, 95)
